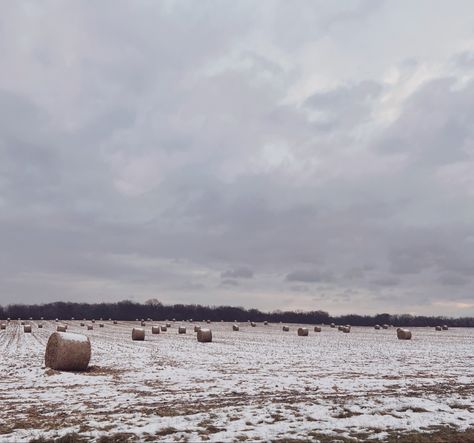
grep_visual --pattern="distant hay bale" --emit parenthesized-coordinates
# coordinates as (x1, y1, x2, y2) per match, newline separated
(99, 323, 104, 328)
(314, 326, 322, 332)
(38, 324, 43, 328)
(80, 322, 85, 327)
(40, 317, 44, 320)
(45, 332, 91, 371)
(282, 326, 289, 332)
(166, 323, 171, 328)
(263, 321, 268, 325)
(251, 322, 256, 327)
(194, 325, 201, 333)
(206, 320, 211, 324)
(338, 325, 344, 331)
(161, 325, 167, 332)
(57, 325, 67, 332)
(132, 328, 145, 341)
(397, 328, 412, 340)
(435, 325, 442, 331)
(382, 324, 389, 329)
(374, 325, 381, 330)
(113, 321, 118, 325)
(87, 325, 93, 330)
(0, 323, 6, 330)
(152, 326, 160, 334)
(24, 325, 32, 333)
(442, 325, 448, 330)
(232, 324, 239, 331)
(91, 319, 96, 323)
(55, 319, 59, 322)
(141, 321, 146, 327)
(330, 323, 336, 328)
(341, 326, 351, 333)
(178, 326, 186, 334)
(71, 317, 75, 321)
(197, 328, 212, 342)
(21, 321, 25, 326)
(297, 327, 309, 336)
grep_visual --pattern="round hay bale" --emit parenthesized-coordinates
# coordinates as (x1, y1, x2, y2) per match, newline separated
(140, 321, 146, 327)
(263, 321, 268, 325)
(251, 322, 256, 327)
(21, 321, 25, 325)
(0, 323, 6, 330)
(45, 332, 91, 371)
(435, 325, 442, 331)
(161, 325, 167, 332)
(80, 322, 85, 327)
(232, 324, 239, 331)
(382, 324, 389, 329)
(338, 325, 344, 331)
(38, 324, 43, 328)
(152, 326, 160, 334)
(87, 325, 93, 330)
(132, 328, 145, 341)
(297, 327, 309, 336)
(178, 326, 186, 334)
(442, 325, 448, 330)
(194, 325, 201, 333)
(330, 323, 335, 328)
(342, 326, 351, 333)
(55, 319, 59, 322)
(166, 323, 171, 328)
(24, 325, 32, 333)
(314, 326, 322, 332)
(197, 328, 212, 342)
(40, 317, 44, 320)
(206, 320, 211, 324)
(99, 323, 104, 328)
(397, 328, 412, 340)
(113, 320, 118, 325)
(91, 319, 96, 323)
(282, 326, 289, 332)
(374, 324, 381, 330)
(57, 325, 67, 332)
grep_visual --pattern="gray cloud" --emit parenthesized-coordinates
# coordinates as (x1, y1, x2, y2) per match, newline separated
(0, 1, 474, 316)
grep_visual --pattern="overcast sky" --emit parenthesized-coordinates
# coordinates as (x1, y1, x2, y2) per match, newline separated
(1, 1, 474, 316)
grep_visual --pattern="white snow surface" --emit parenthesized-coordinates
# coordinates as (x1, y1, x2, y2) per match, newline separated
(0, 321, 473, 442)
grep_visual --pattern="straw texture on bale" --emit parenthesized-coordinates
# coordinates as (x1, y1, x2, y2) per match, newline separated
(197, 328, 212, 342)
(194, 325, 201, 333)
(397, 328, 412, 340)
(232, 324, 239, 331)
(87, 325, 93, 330)
(297, 327, 309, 336)
(45, 332, 91, 371)
(152, 326, 160, 334)
(435, 325, 442, 331)
(24, 325, 32, 333)
(161, 326, 167, 332)
(57, 325, 67, 332)
(282, 325, 289, 332)
(132, 328, 145, 341)
(314, 326, 322, 332)
(0, 323, 6, 330)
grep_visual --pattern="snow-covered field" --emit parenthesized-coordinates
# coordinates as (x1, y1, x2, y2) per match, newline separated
(1, 320, 473, 442)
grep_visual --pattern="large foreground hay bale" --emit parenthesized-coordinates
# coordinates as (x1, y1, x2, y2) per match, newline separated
(197, 328, 212, 342)
(132, 328, 145, 341)
(314, 326, 322, 332)
(45, 332, 91, 371)
(232, 324, 239, 331)
(152, 326, 160, 334)
(282, 325, 289, 332)
(297, 327, 309, 336)
(178, 326, 186, 334)
(57, 325, 67, 332)
(397, 328, 412, 340)
(24, 325, 32, 333)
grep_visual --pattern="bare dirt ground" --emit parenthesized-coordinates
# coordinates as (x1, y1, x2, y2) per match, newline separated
(1, 320, 473, 442)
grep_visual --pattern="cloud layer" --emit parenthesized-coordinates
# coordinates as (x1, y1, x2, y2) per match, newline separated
(1, 1, 474, 315)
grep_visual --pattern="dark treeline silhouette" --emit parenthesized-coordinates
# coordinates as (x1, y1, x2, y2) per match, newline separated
(1, 299, 473, 327)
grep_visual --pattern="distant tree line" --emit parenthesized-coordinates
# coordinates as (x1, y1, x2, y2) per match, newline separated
(0, 299, 473, 327)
